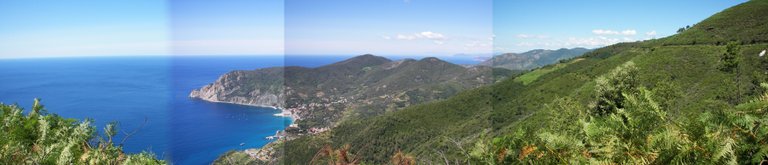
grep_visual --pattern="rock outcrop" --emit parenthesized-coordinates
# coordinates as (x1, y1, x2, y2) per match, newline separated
(190, 68, 285, 108)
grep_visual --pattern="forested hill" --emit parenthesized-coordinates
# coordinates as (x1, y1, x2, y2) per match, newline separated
(272, 0, 768, 164)
(192, 54, 514, 130)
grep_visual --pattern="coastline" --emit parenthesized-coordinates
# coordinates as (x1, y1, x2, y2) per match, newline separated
(190, 96, 297, 162)
(188, 96, 299, 121)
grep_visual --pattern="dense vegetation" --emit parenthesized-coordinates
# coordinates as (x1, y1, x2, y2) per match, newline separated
(473, 61, 768, 164)
(656, 0, 768, 46)
(270, 0, 768, 164)
(512, 58, 580, 85)
(0, 99, 164, 164)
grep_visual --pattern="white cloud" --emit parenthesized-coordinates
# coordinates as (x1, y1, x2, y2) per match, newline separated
(500, 29, 652, 53)
(512, 36, 626, 49)
(592, 29, 619, 35)
(515, 42, 536, 47)
(516, 34, 549, 39)
(416, 31, 445, 40)
(592, 29, 637, 36)
(564, 36, 623, 47)
(465, 40, 491, 48)
(392, 31, 446, 44)
(396, 34, 416, 40)
(621, 30, 637, 35)
(645, 30, 657, 37)
(395, 31, 445, 40)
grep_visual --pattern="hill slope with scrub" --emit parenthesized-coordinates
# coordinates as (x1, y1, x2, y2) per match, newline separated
(268, 0, 768, 164)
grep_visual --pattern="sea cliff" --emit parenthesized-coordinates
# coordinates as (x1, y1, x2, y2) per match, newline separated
(190, 68, 286, 109)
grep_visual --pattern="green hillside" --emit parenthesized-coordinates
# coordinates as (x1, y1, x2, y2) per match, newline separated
(660, 0, 768, 45)
(270, 0, 768, 164)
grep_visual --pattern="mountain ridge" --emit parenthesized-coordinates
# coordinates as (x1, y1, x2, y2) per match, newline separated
(190, 55, 513, 130)
(479, 47, 592, 70)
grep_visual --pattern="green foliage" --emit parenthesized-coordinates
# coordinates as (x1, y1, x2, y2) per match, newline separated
(719, 41, 741, 72)
(593, 61, 639, 115)
(0, 99, 164, 164)
(472, 62, 768, 164)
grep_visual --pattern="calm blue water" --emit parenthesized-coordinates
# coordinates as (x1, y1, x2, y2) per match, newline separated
(0, 57, 173, 158)
(0, 56, 291, 165)
(168, 56, 290, 165)
(0, 55, 477, 164)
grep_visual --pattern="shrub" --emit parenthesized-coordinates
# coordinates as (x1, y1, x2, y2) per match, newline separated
(719, 41, 741, 72)
(593, 61, 640, 116)
(0, 99, 165, 164)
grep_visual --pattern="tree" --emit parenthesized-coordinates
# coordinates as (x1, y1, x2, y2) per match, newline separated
(677, 27, 686, 33)
(719, 41, 741, 72)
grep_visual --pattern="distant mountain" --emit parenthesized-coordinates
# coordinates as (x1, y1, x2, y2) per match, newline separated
(479, 48, 591, 70)
(190, 54, 514, 130)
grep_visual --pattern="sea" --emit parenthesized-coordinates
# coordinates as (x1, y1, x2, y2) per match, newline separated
(0, 55, 480, 164)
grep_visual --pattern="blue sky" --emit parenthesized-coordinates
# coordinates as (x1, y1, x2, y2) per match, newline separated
(169, 0, 283, 55)
(0, 0, 168, 58)
(494, 0, 747, 53)
(0, 0, 284, 58)
(285, 0, 492, 56)
(0, 0, 748, 58)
